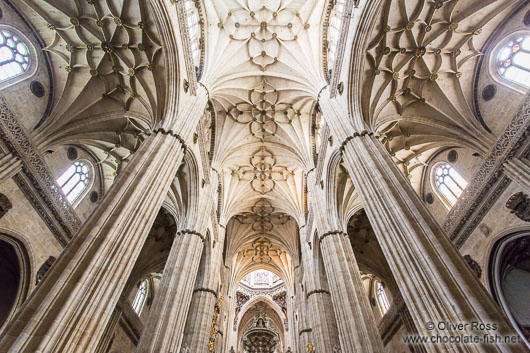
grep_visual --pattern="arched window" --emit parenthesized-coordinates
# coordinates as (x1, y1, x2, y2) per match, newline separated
(497, 35, 530, 88)
(315, 110, 325, 152)
(132, 279, 148, 315)
(183, 0, 203, 78)
(433, 163, 467, 207)
(56, 161, 90, 204)
(323, 0, 347, 81)
(0, 30, 30, 82)
(375, 280, 390, 315)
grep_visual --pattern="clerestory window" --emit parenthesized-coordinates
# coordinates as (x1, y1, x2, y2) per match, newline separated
(433, 163, 467, 207)
(497, 35, 530, 88)
(132, 279, 148, 315)
(0, 30, 30, 83)
(56, 161, 90, 204)
(375, 280, 390, 315)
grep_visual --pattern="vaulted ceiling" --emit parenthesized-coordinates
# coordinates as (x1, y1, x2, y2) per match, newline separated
(15, 0, 524, 289)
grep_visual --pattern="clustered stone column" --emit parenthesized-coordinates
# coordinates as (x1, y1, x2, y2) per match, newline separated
(319, 90, 527, 353)
(299, 225, 340, 353)
(308, 176, 384, 352)
(181, 225, 226, 351)
(0, 131, 185, 353)
(504, 157, 530, 195)
(340, 133, 527, 353)
(0, 89, 208, 353)
(136, 177, 217, 353)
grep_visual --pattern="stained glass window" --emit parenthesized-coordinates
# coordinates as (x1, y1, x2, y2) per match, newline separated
(0, 30, 30, 83)
(56, 161, 90, 204)
(132, 279, 148, 315)
(497, 36, 530, 88)
(434, 164, 467, 207)
(375, 280, 390, 315)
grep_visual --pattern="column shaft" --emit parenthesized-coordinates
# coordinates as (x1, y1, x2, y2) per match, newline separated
(182, 227, 225, 351)
(319, 232, 385, 352)
(341, 134, 526, 353)
(504, 157, 530, 194)
(299, 232, 340, 352)
(0, 153, 21, 184)
(136, 231, 204, 353)
(0, 132, 184, 353)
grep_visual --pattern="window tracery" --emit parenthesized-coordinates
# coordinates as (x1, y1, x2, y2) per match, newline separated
(132, 279, 148, 315)
(433, 164, 467, 207)
(0, 30, 30, 82)
(56, 161, 90, 204)
(497, 35, 530, 88)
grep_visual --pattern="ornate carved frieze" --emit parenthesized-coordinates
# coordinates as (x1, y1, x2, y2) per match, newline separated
(234, 290, 251, 330)
(0, 96, 81, 243)
(443, 92, 530, 247)
(174, 0, 202, 95)
(197, 104, 214, 184)
(272, 290, 287, 314)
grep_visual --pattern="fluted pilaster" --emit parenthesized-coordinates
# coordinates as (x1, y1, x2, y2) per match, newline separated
(0, 153, 21, 184)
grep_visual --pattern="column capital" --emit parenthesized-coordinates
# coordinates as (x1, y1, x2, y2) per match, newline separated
(319, 230, 347, 242)
(299, 328, 313, 336)
(306, 289, 331, 299)
(151, 128, 188, 151)
(193, 287, 218, 299)
(339, 131, 376, 154)
(177, 229, 205, 242)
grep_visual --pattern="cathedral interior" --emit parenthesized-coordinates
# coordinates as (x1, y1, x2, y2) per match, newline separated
(0, 0, 529, 352)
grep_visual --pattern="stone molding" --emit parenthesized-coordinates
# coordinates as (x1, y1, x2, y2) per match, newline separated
(319, 230, 346, 242)
(151, 128, 187, 150)
(299, 328, 312, 336)
(314, 124, 330, 183)
(12, 174, 70, 245)
(306, 289, 331, 298)
(177, 229, 205, 242)
(0, 95, 81, 242)
(193, 287, 218, 299)
(443, 92, 530, 247)
(339, 131, 374, 153)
